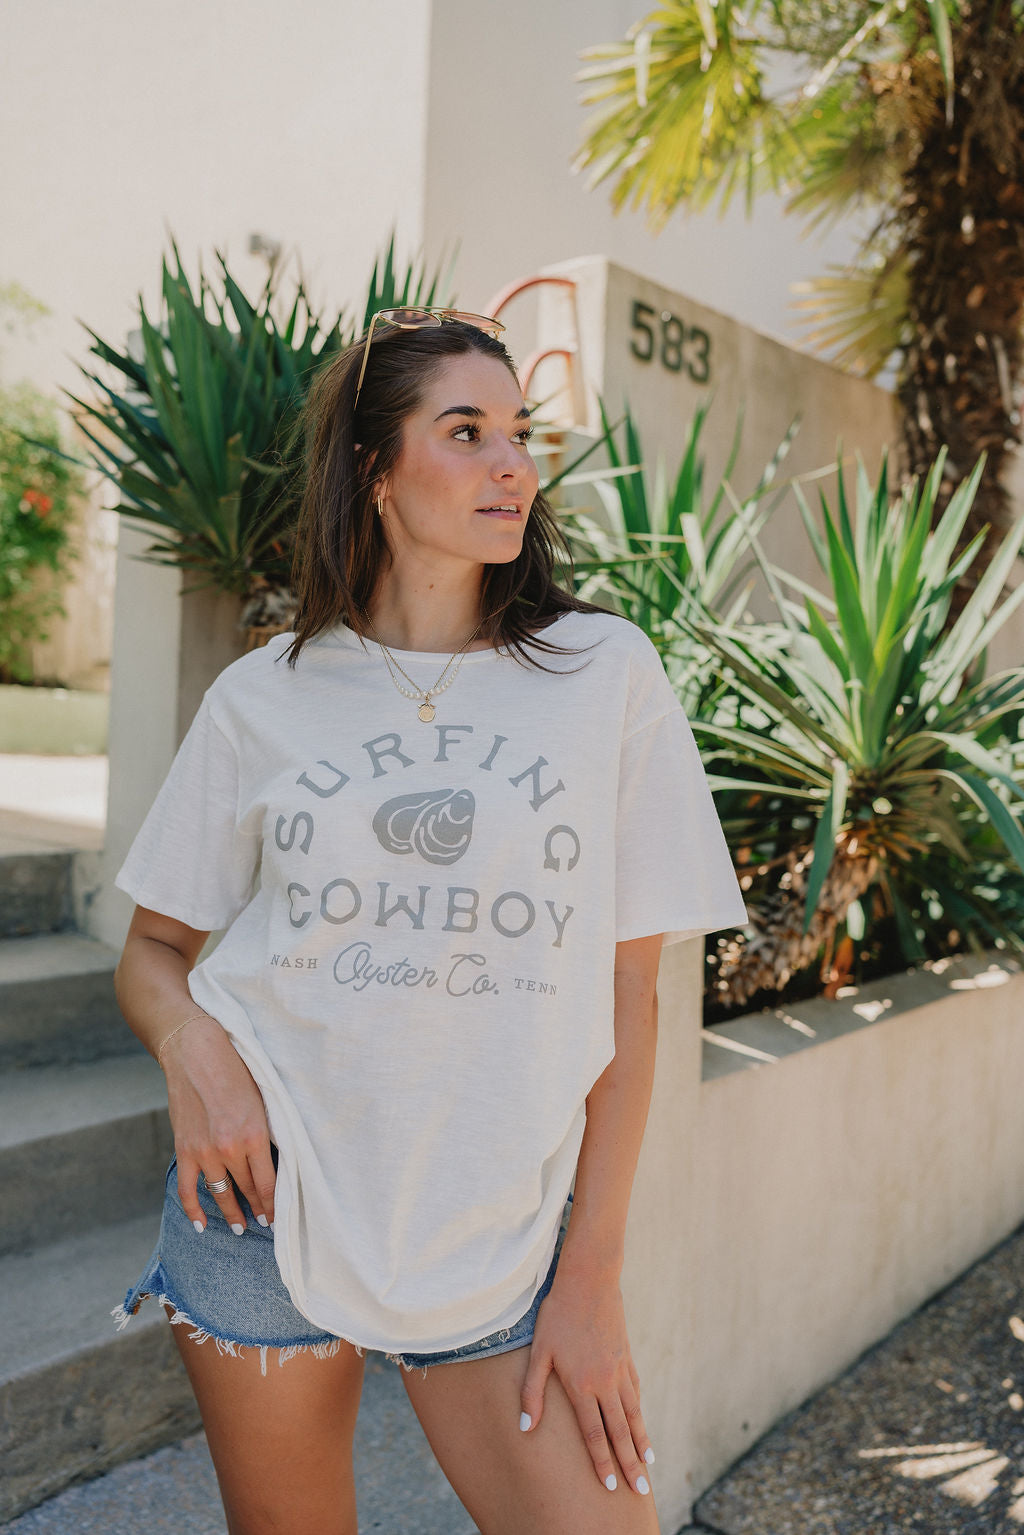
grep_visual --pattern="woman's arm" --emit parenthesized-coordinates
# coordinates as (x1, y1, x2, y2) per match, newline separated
(116, 905, 277, 1232)
(519, 932, 662, 1497)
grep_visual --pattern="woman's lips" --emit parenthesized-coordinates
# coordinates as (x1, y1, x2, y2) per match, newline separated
(475, 505, 521, 520)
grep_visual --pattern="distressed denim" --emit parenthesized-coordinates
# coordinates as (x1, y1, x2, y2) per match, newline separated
(114, 1153, 571, 1376)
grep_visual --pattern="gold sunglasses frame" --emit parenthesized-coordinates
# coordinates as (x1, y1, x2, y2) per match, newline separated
(352, 306, 506, 414)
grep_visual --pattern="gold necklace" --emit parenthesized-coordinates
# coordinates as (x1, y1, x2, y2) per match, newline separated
(362, 614, 486, 722)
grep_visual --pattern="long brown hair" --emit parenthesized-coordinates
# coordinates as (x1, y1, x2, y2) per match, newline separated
(284, 319, 608, 667)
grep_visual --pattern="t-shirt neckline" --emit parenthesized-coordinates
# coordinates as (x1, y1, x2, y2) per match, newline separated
(324, 616, 573, 665)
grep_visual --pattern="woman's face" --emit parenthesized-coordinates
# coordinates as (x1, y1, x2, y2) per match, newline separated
(378, 352, 539, 574)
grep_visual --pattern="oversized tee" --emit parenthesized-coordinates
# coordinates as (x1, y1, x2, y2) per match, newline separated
(117, 610, 747, 1352)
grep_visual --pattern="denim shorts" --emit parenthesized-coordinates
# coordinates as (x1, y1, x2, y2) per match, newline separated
(114, 1152, 571, 1376)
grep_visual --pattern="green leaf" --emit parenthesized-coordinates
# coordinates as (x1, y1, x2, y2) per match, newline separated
(946, 771, 1024, 876)
(923, 0, 956, 120)
(803, 759, 849, 929)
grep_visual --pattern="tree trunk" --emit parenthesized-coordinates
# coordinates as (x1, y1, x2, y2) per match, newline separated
(707, 839, 877, 1012)
(897, 2, 1024, 570)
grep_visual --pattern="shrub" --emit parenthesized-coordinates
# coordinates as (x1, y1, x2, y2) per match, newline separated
(0, 383, 81, 682)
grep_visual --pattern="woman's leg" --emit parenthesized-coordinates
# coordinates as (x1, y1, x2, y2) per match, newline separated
(401, 1345, 661, 1535)
(171, 1322, 366, 1535)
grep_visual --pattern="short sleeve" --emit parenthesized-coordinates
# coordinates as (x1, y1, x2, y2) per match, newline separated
(615, 705, 748, 945)
(115, 694, 260, 931)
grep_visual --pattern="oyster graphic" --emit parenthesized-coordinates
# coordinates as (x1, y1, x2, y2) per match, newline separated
(372, 788, 475, 865)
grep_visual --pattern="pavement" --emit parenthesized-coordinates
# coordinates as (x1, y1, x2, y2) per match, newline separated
(0, 754, 106, 855)
(3, 756, 1024, 1533)
(689, 1218, 1024, 1535)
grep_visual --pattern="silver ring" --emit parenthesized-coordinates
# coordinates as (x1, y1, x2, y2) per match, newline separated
(203, 1174, 232, 1195)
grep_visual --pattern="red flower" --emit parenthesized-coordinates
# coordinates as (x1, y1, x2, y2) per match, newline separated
(21, 489, 53, 516)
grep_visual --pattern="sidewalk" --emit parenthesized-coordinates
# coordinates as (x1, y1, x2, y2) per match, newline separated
(0, 754, 106, 856)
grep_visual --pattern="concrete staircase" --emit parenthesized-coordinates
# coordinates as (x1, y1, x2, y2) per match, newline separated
(0, 846, 195, 1524)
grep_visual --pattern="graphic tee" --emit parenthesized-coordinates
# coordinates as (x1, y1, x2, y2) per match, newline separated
(117, 610, 747, 1352)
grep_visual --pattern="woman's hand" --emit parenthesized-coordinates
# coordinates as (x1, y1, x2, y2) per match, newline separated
(519, 1260, 654, 1496)
(115, 906, 277, 1236)
(161, 1013, 277, 1234)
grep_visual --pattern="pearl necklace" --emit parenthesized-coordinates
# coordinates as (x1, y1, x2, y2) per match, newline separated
(362, 614, 485, 722)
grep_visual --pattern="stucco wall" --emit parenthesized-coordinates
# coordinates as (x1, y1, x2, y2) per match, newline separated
(691, 955, 1024, 1503)
(536, 256, 900, 618)
(2, 0, 433, 691)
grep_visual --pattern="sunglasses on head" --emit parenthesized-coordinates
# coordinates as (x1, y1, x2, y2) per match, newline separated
(352, 306, 506, 414)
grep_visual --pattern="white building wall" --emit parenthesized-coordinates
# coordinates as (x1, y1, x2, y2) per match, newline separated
(1, 0, 433, 398)
(2, 0, 434, 688)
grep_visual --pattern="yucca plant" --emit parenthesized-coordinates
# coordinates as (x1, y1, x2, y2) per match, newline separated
(561, 400, 798, 711)
(691, 449, 1024, 1011)
(69, 236, 453, 608)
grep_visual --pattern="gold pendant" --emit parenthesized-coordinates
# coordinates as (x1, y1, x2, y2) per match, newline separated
(418, 701, 436, 722)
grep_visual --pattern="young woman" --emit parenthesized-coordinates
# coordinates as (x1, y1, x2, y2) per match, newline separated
(113, 308, 746, 1535)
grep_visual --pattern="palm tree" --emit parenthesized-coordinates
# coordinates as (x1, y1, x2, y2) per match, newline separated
(575, 2, 1024, 566)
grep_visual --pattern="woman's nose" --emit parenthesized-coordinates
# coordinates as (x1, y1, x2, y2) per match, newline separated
(491, 438, 532, 481)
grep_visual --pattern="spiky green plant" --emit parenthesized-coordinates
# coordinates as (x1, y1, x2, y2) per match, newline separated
(691, 449, 1024, 1009)
(560, 400, 798, 710)
(69, 237, 453, 598)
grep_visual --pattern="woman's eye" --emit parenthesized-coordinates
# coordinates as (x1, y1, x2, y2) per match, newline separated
(450, 423, 533, 445)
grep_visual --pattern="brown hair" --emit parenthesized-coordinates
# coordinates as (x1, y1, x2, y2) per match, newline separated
(284, 318, 608, 668)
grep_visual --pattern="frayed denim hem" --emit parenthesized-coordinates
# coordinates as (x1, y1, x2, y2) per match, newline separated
(385, 1322, 526, 1375)
(112, 1287, 361, 1378)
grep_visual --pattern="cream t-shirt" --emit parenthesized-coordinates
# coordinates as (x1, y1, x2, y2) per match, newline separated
(117, 610, 746, 1352)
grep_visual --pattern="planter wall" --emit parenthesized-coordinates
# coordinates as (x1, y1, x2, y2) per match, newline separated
(689, 953, 1024, 1502)
(88, 526, 246, 949)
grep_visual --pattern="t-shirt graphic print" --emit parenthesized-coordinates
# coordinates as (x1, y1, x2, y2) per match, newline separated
(117, 611, 747, 1352)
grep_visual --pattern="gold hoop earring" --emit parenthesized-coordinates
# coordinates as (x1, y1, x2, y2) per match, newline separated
(376, 496, 384, 518)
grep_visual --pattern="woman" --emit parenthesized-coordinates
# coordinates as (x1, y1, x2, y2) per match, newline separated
(113, 307, 746, 1535)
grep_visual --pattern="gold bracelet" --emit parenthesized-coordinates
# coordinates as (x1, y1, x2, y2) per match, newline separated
(156, 1011, 210, 1069)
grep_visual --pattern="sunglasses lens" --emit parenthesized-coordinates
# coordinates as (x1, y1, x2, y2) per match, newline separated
(374, 307, 503, 336)
(447, 310, 504, 336)
(377, 307, 438, 328)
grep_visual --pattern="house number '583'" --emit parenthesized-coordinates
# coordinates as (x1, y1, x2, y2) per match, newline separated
(629, 300, 711, 383)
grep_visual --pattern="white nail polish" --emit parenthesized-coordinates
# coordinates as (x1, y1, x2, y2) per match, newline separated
(519, 1412, 532, 1432)
(636, 1475, 650, 1495)
(192, 1220, 205, 1234)
(230, 1222, 245, 1236)
(256, 1214, 269, 1227)
(605, 1474, 617, 1491)
(644, 1447, 656, 1465)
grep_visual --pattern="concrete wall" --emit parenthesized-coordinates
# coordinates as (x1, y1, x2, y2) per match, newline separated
(621, 936, 705, 1530)
(2, 0, 433, 694)
(535, 256, 900, 617)
(88, 533, 247, 946)
(1, 0, 432, 401)
(690, 955, 1024, 1504)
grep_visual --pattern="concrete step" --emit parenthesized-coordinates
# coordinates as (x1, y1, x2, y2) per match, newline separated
(0, 851, 72, 938)
(0, 933, 134, 1069)
(0, 1213, 200, 1523)
(0, 1055, 173, 1256)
